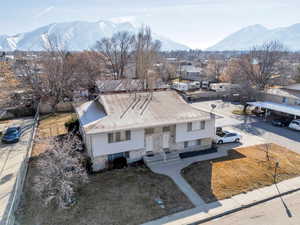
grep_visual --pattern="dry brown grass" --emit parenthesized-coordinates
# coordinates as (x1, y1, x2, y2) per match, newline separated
(182, 143, 300, 203)
(37, 113, 76, 138)
(17, 162, 193, 225)
(31, 113, 76, 156)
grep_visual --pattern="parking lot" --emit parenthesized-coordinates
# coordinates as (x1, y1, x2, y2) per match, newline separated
(0, 117, 34, 223)
(192, 100, 300, 154)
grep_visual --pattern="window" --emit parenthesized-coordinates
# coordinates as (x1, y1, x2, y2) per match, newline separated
(107, 130, 131, 143)
(163, 126, 170, 132)
(145, 128, 154, 135)
(108, 133, 113, 143)
(125, 130, 131, 140)
(115, 132, 121, 142)
(197, 139, 202, 145)
(125, 151, 130, 158)
(282, 97, 287, 103)
(187, 121, 205, 131)
(187, 122, 192, 131)
(201, 121, 205, 129)
(184, 141, 188, 148)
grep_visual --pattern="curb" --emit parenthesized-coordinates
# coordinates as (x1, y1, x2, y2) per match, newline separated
(189, 187, 300, 225)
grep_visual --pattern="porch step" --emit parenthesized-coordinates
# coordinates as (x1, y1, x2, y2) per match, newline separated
(165, 152, 180, 161)
(143, 152, 180, 166)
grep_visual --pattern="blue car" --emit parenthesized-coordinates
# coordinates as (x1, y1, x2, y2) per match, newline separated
(1, 127, 22, 144)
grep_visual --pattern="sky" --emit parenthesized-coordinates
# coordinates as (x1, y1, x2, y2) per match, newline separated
(1, 0, 300, 49)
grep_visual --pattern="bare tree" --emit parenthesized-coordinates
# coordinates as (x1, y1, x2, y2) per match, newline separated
(205, 59, 225, 82)
(294, 66, 300, 83)
(95, 31, 135, 80)
(134, 26, 161, 89)
(33, 133, 88, 209)
(238, 41, 285, 90)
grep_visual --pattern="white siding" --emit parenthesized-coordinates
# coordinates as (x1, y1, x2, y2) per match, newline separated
(175, 119, 215, 143)
(91, 129, 145, 157)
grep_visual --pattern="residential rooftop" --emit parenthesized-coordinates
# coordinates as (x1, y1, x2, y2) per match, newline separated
(95, 79, 168, 93)
(266, 86, 300, 99)
(76, 90, 211, 134)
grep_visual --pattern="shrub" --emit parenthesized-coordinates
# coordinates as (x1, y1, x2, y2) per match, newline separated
(65, 117, 79, 132)
(113, 157, 128, 169)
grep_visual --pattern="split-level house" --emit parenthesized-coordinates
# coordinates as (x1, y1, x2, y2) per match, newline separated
(76, 90, 216, 171)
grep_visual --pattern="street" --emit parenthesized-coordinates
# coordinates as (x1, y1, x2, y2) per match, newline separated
(0, 117, 34, 223)
(201, 190, 300, 225)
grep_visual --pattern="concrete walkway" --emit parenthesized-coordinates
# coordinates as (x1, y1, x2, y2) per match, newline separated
(149, 149, 228, 208)
(142, 176, 300, 225)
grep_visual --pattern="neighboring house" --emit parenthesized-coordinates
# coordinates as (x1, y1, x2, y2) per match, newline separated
(76, 90, 216, 171)
(95, 79, 169, 94)
(178, 65, 204, 81)
(263, 84, 300, 106)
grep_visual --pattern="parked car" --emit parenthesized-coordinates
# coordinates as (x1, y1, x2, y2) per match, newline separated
(1, 126, 22, 144)
(216, 127, 223, 136)
(288, 120, 300, 131)
(271, 118, 292, 127)
(251, 107, 265, 117)
(215, 131, 241, 144)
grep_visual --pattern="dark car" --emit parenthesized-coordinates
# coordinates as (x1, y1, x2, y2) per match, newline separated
(1, 126, 22, 144)
(271, 118, 292, 127)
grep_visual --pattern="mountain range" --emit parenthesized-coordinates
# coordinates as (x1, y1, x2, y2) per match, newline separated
(0, 20, 190, 51)
(207, 23, 300, 51)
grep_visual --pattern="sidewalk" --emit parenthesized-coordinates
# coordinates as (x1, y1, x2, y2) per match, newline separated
(142, 176, 300, 225)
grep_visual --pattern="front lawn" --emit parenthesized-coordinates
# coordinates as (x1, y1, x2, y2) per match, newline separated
(181, 143, 300, 203)
(17, 162, 193, 225)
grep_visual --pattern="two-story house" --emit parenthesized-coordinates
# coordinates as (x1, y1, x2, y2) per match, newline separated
(76, 90, 216, 171)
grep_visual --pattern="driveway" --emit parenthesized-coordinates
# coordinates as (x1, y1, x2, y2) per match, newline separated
(0, 117, 34, 224)
(192, 100, 300, 154)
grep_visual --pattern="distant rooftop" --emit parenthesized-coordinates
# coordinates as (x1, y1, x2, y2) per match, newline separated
(95, 79, 168, 93)
(179, 65, 202, 73)
(266, 85, 300, 99)
(76, 90, 211, 134)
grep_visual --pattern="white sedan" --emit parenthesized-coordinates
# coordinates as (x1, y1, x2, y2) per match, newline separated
(215, 131, 241, 144)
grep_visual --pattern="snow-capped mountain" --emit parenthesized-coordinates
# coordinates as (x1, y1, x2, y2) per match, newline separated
(0, 20, 190, 51)
(207, 23, 300, 51)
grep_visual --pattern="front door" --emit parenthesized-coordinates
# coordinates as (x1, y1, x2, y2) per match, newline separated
(162, 132, 170, 149)
(146, 135, 153, 152)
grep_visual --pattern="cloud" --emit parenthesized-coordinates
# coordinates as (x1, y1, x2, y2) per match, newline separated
(35, 6, 55, 18)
